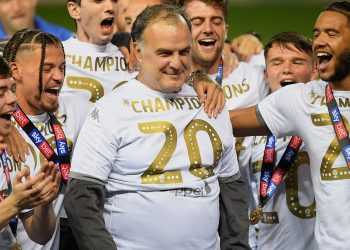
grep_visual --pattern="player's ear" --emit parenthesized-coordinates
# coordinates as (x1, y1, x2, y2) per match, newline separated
(134, 41, 143, 63)
(67, 1, 81, 21)
(10, 62, 22, 82)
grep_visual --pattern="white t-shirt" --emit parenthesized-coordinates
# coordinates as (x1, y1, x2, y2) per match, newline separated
(0, 95, 90, 250)
(70, 79, 239, 250)
(258, 80, 350, 250)
(219, 62, 269, 248)
(251, 136, 316, 250)
(61, 37, 132, 103)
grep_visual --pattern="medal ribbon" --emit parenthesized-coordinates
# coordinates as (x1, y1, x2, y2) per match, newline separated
(259, 135, 303, 207)
(0, 151, 19, 238)
(325, 84, 350, 169)
(12, 105, 70, 183)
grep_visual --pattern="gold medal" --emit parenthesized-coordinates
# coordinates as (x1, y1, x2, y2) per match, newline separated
(249, 206, 263, 225)
(11, 240, 22, 250)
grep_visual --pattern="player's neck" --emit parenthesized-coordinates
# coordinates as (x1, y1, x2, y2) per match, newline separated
(192, 57, 222, 75)
(330, 74, 350, 91)
(16, 97, 45, 116)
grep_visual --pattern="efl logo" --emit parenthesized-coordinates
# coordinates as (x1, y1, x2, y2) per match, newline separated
(325, 84, 334, 102)
(263, 148, 274, 163)
(289, 136, 302, 150)
(13, 109, 29, 127)
(335, 122, 348, 140)
(53, 124, 65, 140)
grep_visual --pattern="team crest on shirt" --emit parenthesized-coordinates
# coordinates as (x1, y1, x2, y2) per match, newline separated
(90, 107, 100, 122)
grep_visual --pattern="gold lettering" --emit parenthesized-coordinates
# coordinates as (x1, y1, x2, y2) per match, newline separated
(242, 82, 250, 92)
(142, 99, 154, 112)
(190, 97, 201, 109)
(72, 55, 82, 67)
(83, 56, 93, 71)
(95, 57, 106, 72)
(106, 57, 114, 71)
(154, 98, 166, 112)
(165, 99, 179, 110)
(175, 98, 185, 110)
(339, 98, 350, 108)
(131, 101, 142, 113)
(183, 98, 193, 110)
(120, 57, 127, 71)
(311, 95, 322, 104)
(223, 85, 232, 99)
(232, 84, 244, 97)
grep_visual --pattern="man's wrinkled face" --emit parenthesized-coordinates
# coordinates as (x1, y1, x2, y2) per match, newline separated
(136, 19, 192, 94)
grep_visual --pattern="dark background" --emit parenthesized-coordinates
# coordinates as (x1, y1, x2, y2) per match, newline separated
(37, 2, 333, 44)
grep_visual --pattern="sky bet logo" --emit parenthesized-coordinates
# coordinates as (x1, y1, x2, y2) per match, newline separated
(342, 145, 350, 167)
(53, 124, 69, 156)
(330, 107, 348, 140)
(29, 129, 54, 159)
(13, 109, 29, 127)
(266, 136, 274, 148)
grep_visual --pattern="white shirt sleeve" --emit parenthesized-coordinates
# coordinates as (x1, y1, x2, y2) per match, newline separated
(70, 104, 119, 183)
(257, 83, 304, 138)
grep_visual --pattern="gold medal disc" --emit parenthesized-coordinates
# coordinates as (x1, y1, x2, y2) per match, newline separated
(249, 207, 263, 225)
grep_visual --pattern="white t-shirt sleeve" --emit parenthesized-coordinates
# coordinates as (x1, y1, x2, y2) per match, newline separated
(258, 83, 303, 138)
(70, 104, 118, 183)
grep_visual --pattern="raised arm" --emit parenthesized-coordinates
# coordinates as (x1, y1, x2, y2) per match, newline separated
(229, 105, 270, 137)
(21, 161, 61, 244)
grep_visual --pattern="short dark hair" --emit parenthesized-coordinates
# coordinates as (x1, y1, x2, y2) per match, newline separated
(322, 1, 350, 24)
(264, 32, 313, 61)
(177, 0, 229, 22)
(131, 4, 191, 44)
(0, 56, 11, 79)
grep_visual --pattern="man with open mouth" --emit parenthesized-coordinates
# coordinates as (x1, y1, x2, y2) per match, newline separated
(62, 0, 226, 116)
(230, 1, 350, 249)
(251, 31, 318, 250)
(179, 1, 269, 248)
(0, 53, 63, 249)
(1, 29, 90, 250)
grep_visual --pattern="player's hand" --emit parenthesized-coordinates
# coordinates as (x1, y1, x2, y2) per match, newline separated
(8, 162, 60, 211)
(222, 50, 239, 78)
(231, 34, 263, 62)
(192, 73, 225, 118)
(5, 124, 29, 162)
